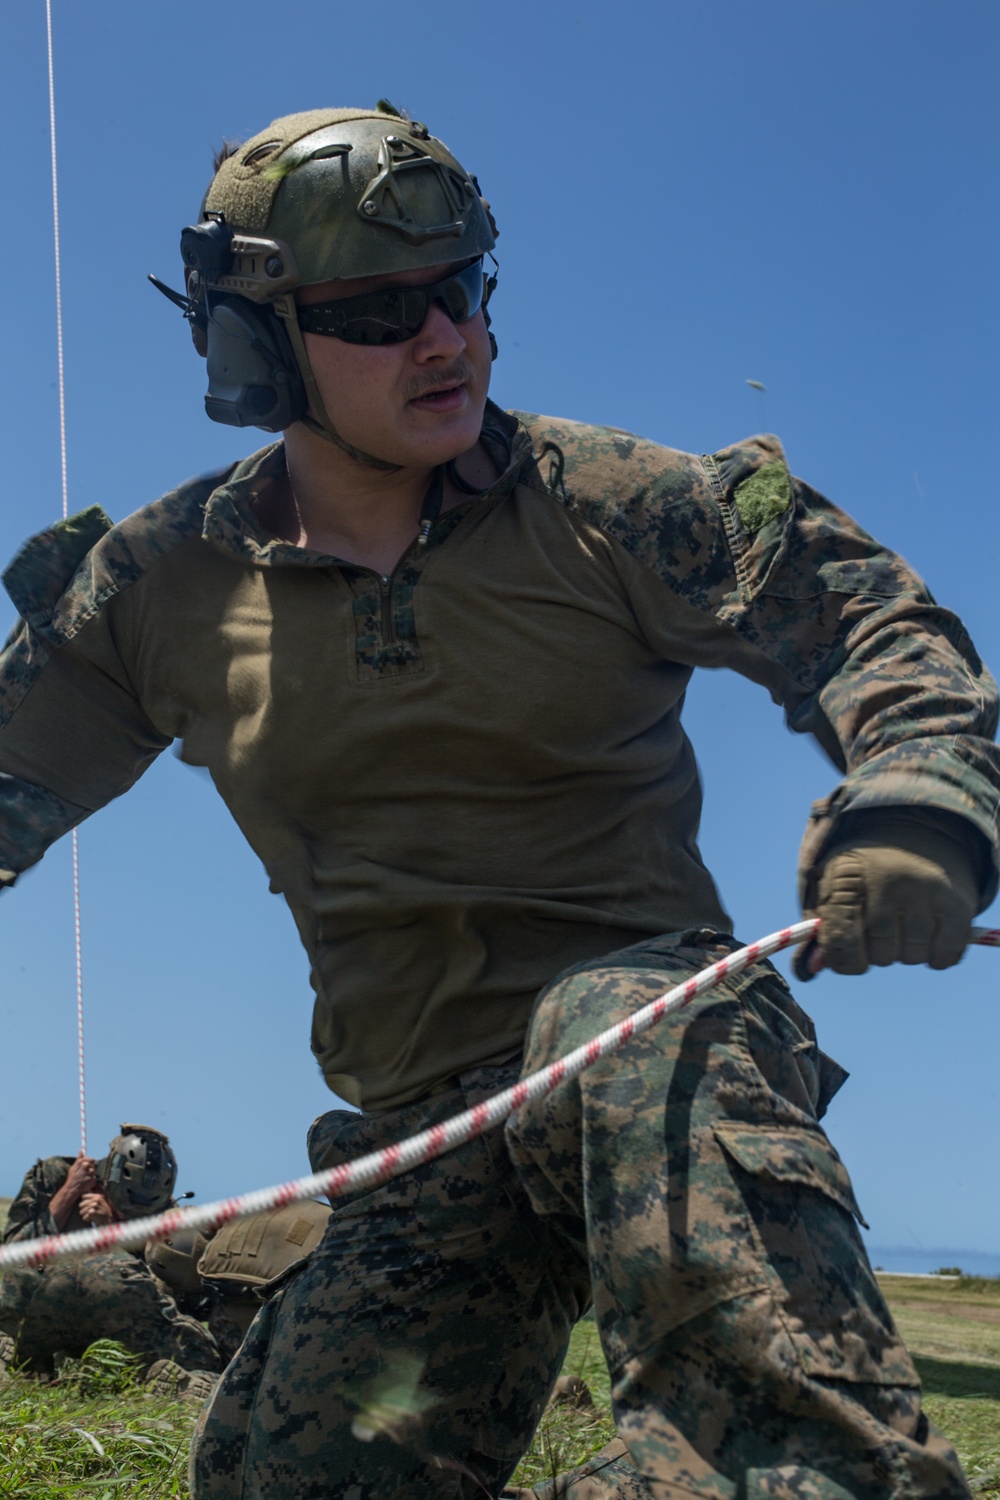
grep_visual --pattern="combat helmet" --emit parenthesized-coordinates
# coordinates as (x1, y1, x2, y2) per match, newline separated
(151, 102, 497, 467)
(98, 1124, 177, 1219)
(145, 1226, 211, 1303)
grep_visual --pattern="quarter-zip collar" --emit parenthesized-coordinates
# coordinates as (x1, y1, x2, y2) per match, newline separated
(200, 401, 534, 570)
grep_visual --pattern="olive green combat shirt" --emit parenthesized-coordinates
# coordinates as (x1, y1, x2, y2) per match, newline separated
(1, 406, 998, 1108)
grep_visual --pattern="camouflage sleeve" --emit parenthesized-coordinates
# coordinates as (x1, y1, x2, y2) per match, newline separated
(517, 415, 1000, 906)
(0, 771, 92, 889)
(1, 1158, 69, 1243)
(0, 507, 172, 889)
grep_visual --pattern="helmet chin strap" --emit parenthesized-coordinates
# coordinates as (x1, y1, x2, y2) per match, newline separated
(298, 413, 400, 471)
(273, 296, 402, 472)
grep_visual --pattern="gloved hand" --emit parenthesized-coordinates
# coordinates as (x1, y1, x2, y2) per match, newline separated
(796, 814, 980, 979)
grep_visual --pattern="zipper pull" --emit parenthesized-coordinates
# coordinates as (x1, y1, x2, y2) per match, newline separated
(416, 465, 444, 548)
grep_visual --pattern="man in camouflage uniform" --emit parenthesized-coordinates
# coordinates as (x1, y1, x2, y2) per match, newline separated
(0, 1126, 222, 1381)
(0, 104, 996, 1497)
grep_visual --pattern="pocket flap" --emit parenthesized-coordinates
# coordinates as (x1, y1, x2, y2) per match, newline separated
(3, 506, 114, 632)
(714, 1122, 868, 1228)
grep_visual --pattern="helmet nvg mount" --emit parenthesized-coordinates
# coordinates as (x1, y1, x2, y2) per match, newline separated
(98, 1124, 178, 1220)
(152, 103, 498, 468)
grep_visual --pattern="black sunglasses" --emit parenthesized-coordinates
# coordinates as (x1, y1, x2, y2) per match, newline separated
(295, 259, 487, 346)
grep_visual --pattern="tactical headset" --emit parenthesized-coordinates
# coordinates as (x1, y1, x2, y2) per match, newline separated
(151, 216, 307, 433)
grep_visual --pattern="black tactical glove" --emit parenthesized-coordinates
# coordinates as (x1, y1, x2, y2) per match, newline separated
(795, 813, 980, 980)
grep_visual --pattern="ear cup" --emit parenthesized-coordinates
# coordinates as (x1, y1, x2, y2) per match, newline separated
(203, 297, 307, 431)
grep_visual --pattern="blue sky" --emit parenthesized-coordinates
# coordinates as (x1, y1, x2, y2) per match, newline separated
(1, 0, 998, 1259)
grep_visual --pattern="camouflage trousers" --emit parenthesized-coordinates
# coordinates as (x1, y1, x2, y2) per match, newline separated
(191, 930, 969, 1499)
(0, 1246, 222, 1375)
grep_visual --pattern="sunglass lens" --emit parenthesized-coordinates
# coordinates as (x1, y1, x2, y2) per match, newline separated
(299, 259, 485, 345)
(437, 261, 484, 323)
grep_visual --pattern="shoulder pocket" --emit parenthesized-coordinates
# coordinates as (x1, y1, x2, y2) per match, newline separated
(3, 507, 114, 633)
(703, 438, 792, 603)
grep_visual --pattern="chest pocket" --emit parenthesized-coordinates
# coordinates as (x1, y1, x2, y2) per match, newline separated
(347, 564, 425, 684)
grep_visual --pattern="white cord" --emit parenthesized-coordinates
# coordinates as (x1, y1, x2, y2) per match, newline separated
(45, 0, 87, 1157)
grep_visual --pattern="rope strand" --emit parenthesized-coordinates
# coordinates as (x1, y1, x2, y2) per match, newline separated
(45, 0, 87, 1156)
(3, 919, 998, 1272)
(45, 0, 67, 523)
(71, 831, 87, 1155)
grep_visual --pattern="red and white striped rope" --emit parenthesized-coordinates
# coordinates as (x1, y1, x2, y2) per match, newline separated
(3, 918, 998, 1272)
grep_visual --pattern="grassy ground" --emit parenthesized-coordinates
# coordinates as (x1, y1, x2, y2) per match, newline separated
(877, 1274, 1000, 1496)
(2, 1269, 1000, 1494)
(0, 1342, 194, 1498)
(508, 1277, 1000, 1494)
(508, 1318, 616, 1490)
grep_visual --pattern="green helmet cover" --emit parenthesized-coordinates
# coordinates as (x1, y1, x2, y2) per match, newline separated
(202, 106, 496, 292)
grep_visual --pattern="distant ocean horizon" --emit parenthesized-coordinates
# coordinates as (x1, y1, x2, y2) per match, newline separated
(864, 1245, 1000, 1277)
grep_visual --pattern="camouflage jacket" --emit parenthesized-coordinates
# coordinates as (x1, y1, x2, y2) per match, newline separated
(3, 1155, 86, 1243)
(1, 1155, 167, 1255)
(0, 406, 997, 1107)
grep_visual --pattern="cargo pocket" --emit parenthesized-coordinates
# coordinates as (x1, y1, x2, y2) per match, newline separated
(714, 1122, 918, 1387)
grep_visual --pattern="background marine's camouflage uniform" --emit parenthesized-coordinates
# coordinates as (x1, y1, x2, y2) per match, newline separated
(1, 415, 997, 1495)
(0, 1156, 222, 1376)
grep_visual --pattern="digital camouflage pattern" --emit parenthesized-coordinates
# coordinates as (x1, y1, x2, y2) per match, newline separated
(0, 771, 89, 887)
(0, 1155, 222, 1376)
(1, 1155, 85, 1241)
(190, 935, 969, 1498)
(0, 462, 237, 884)
(0, 1250, 223, 1377)
(505, 931, 969, 1499)
(191, 1057, 589, 1499)
(0, 408, 996, 1109)
(529, 413, 1000, 896)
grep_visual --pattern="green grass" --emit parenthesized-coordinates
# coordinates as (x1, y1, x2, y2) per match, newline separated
(917, 1360, 1000, 1496)
(506, 1285, 1000, 1495)
(875, 1275, 1000, 1496)
(0, 1342, 193, 1497)
(508, 1318, 617, 1491)
(2, 1276, 1000, 1494)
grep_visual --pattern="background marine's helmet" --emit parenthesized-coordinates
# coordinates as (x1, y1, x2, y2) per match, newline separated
(171, 103, 497, 463)
(145, 1225, 210, 1297)
(98, 1124, 177, 1220)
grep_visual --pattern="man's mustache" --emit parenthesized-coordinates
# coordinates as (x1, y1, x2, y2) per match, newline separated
(404, 360, 475, 402)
